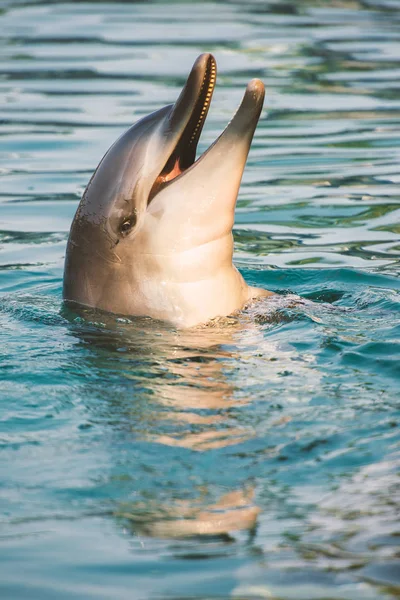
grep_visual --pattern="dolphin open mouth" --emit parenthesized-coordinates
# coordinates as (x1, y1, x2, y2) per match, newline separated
(149, 54, 217, 200)
(148, 53, 265, 204)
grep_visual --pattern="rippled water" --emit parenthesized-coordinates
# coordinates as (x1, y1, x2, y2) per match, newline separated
(1, 1, 400, 598)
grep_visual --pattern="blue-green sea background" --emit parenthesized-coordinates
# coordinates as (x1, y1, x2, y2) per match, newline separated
(1, 1, 399, 598)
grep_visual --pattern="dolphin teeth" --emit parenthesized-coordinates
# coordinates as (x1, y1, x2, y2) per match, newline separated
(188, 58, 216, 148)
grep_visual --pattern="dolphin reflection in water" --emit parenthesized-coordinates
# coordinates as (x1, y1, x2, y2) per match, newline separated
(63, 53, 272, 328)
(66, 300, 320, 540)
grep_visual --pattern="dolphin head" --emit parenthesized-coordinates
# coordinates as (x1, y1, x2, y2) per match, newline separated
(63, 53, 266, 326)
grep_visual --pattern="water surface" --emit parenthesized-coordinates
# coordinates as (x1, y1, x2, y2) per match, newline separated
(1, 1, 400, 599)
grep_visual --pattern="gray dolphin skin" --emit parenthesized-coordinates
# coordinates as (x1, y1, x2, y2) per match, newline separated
(63, 53, 272, 327)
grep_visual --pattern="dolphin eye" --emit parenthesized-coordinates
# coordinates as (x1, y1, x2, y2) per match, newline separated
(120, 213, 137, 235)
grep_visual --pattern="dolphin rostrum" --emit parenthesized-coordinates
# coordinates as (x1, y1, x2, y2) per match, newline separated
(63, 53, 271, 327)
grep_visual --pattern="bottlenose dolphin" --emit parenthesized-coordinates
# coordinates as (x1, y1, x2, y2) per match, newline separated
(63, 53, 271, 327)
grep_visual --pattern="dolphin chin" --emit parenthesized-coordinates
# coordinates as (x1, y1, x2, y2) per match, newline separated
(63, 53, 271, 328)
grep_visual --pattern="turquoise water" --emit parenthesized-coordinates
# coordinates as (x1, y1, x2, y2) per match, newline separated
(1, 0, 400, 598)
